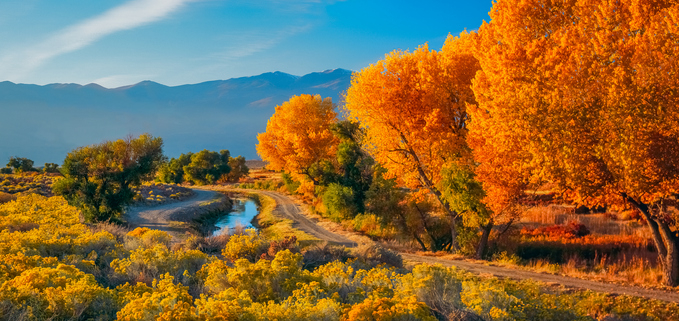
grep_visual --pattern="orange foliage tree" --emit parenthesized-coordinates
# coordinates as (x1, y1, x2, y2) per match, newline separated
(472, 0, 679, 285)
(345, 34, 480, 250)
(256, 94, 339, 184)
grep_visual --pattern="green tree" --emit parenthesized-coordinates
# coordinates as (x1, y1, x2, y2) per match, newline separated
(439, 164, 491, 258)
(226, 155, 249, 182)
(183, 149, 231, 185)
(322, 183, 358, 222)
(52, 134, 164, 222)
(157, 152, 193, 184)
(7, 157, 35, 174)
(43, 163, 60, 174)
(331, 121, 374, 215)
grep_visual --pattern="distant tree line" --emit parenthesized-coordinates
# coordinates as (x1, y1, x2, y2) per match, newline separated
(157, 149, 249, 185)
(1, 157, 60, 174)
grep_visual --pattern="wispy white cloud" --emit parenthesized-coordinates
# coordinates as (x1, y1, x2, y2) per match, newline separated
(0, 0, 194, 80)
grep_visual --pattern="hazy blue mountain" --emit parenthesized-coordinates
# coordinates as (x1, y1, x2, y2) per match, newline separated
(0, 69, 352, 165)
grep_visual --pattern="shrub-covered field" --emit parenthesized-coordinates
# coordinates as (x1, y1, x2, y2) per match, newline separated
(1, 194, 677, 320)
(132, 182, 195, 206)
(0, 173, 57, 197)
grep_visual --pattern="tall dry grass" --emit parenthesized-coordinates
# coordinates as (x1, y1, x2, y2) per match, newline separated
(521, 205, 646, 236)
(525, 255, 665, 287)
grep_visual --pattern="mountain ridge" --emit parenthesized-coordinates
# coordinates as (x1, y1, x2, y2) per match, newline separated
(0, 68, 353, 165)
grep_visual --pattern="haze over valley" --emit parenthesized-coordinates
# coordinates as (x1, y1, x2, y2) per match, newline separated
(1, 68, 351, 164)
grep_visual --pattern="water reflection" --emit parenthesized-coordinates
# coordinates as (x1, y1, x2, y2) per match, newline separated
(213, 199, 258, 236)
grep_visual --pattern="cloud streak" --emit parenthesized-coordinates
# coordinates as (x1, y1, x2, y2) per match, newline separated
(0, 0, 193, 80)
(211, 24, 313, 62)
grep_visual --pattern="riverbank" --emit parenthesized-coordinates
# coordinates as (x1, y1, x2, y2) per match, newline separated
(124, 188, 231, 242)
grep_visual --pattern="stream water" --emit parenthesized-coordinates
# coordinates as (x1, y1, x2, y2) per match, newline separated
(213, 199, 258, 236)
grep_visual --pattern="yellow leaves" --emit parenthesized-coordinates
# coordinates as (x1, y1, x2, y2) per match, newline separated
(471, 0, 679, 208)
(256, 94, 339, 183)
(346, 37, 478, 193)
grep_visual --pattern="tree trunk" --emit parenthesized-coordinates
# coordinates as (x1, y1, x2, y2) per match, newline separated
(449, 213, 459, 251)
(663, 234, 679, 286)
(414, 203, 443, 251)
(658, 219, 679, 286)
(476, 221, 493, 259)
(396, 211, 428, 251)
(398, 133, 460, 251)
(623, 194, 678, 286)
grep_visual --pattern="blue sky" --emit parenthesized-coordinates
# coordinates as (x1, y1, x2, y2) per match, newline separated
(0, 0, 492, 88)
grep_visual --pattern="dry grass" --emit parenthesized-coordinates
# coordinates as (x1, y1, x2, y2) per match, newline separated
(302, 242, 353, 270)
(89, 221, 130, 242)
(521, 205, 646, 236)
(520, 255, 666, 288)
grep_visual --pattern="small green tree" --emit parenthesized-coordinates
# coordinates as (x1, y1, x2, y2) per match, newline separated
(440, 164, 491, 258)
(7, 157, 35, 174)
(332, 121, 374, 214)
(52, 134, 164, 222)
(157, 152, 193, 184)
(43, 163, 60, 173)
(322, 183, 358, 222)
(226, 155, 249, 182)
(281, 173, 301, 194)
(183, 149, 231, 185)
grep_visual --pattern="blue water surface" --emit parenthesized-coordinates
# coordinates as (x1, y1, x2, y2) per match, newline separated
(213, 199, 258, 235)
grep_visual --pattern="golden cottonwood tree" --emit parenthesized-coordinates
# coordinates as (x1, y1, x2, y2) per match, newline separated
(256, 94, 339, 184)
(472, 0, 679, 285)
(346, 34, 479, 250)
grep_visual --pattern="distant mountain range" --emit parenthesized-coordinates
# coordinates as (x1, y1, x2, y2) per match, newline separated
(0, 69, 353, 165)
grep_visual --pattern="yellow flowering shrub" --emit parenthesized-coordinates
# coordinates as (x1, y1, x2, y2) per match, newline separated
(196, 281, 343, 321)
(111, 244, 210, 285)
(0, 264, 116, 320)
(117, 274, 196, 321)
(221, 229, 268, 262)
(342, 296, 435, 321)
(125, 227, 172, 249)
(203, 249, 313, 302)
(0, 195, 118, 258)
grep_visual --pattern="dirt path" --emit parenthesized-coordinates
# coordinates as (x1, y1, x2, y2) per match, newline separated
(250, 190, 679, 303)
(254, 190, 357, 247)
(124, 189, 226, 241)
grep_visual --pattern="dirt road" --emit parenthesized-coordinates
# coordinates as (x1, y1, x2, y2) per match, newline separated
(255, 190, 357, 247)
(124, 189, 226, 240)
(251, 190, 679, 303)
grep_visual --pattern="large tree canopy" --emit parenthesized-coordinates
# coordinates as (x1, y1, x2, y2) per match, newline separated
(256, 94, 339, 184)
(53, 134, 164, 222)
(471, 0, 679, 285)
(345, 34, 480, 250)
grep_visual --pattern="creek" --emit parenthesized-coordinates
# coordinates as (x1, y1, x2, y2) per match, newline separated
(213, 198, 258, 235)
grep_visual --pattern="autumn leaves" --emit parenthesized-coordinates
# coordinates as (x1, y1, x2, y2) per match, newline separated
(257, 0, 679, 285)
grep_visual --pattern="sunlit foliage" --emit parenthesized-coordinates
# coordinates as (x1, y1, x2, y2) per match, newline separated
(183, 149, 232, 186)
(471, 0, 679, 285)
(256, 94, 339, 185)
(53, 134, 165, 222)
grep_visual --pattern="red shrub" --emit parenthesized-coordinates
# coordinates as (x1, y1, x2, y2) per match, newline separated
(521, 221, 589, 239)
